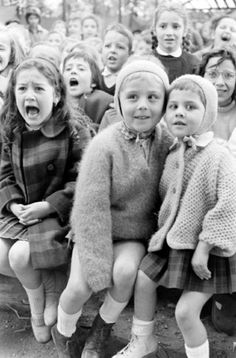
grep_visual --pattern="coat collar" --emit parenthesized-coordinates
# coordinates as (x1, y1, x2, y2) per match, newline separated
(170, 131, 214, 151)
(19, 116, 67, 138)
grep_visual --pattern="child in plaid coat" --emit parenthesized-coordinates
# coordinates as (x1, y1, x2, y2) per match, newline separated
(0, 57, 90, 343)
(112, 75, 236, 358)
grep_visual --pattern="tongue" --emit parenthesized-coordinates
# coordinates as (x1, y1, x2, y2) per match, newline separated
(28, 108, 39, 117)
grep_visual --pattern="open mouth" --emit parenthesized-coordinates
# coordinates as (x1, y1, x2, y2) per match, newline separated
(108, 55, 117, 61)
(221, 33, 231, 41)
(69, 78, 79, 87)
(25, 105, 39, 117)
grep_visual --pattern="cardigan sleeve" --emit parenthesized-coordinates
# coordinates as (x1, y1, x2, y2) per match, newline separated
(46, 127, 91, 223)
(71, 135, 113, 292)
(199, 154, 236, 257)
(0, 143, 24, 214)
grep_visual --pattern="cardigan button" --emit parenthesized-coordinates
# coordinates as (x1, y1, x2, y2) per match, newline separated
(47, 163, 55, 171)
(173, 188, 176, 194)
(176, 162, 179, 169)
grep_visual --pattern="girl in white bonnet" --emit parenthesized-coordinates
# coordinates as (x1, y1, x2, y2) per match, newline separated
(112, 75, 236, 358)
(51, 59, 173, 358)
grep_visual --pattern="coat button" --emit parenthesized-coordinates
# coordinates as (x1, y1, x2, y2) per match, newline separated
(47, 163, 55, 171)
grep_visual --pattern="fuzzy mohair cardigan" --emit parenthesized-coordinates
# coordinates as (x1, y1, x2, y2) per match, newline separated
(149, 140, 236, 257)
(71, 121, 172, 292)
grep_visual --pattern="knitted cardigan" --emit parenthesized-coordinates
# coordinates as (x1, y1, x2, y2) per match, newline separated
(148, 140, 236, 257)
(71, 121, 172, 292)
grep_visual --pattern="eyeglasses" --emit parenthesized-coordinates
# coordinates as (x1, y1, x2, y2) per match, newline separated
(205, 69, 236, 81)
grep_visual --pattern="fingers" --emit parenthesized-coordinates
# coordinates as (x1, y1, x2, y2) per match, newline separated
(19, 218, 41, 226)
(193, 266, 211, 280)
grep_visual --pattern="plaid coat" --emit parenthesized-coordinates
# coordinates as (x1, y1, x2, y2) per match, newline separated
(0, 119, 90, 269)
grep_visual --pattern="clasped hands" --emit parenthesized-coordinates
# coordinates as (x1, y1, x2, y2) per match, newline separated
(10, 201, 54, 226)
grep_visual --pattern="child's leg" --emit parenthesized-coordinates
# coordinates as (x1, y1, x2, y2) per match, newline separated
(57, 244, 92, 337)
(52, 244, 92, 357)
(0, 238, 16, 277)
(42, 269, 67, 327)
(112, 270, 158, 358)
(8, 240, 50, 343)
(101, 240, 146, 322)
(175, 290, 212, 358)
(82, 241, 146, 358)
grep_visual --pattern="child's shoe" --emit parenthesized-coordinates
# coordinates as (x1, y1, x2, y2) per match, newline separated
(112, 334, 158, 358)
(31, 316, 51, 343)
(42, 270, 67, 326)
(51, 324, 71, 358)
(81, 313, 114, 358)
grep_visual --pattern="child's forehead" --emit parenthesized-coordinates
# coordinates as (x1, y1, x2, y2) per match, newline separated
(104, 30, 129, 44)
(122, 72, 165, 89)
(65, 55, 89, 66)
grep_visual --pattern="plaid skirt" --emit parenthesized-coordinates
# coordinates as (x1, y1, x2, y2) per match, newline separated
(0, 214, 71, 270)
(140, 242, 236, 294)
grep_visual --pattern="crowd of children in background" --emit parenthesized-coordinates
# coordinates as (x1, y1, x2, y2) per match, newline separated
(1, 0, 236, 357)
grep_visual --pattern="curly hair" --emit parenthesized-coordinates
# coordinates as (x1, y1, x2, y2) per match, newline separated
(151, 0, 192, 53)
(0, 57, 90, 143)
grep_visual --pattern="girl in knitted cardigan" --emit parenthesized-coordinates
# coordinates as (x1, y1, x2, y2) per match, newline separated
(51, 59, 173, 358)
(112, 75, 236, 358)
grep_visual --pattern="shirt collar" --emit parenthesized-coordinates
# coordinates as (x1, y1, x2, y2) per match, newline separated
(157, 47, 182, 57)
(102, 67, 119, 78)
(170, 131, 214, 151)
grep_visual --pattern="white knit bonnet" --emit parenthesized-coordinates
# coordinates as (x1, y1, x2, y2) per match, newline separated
(114, 59, 169, 120)
(170, 74, 218, 135)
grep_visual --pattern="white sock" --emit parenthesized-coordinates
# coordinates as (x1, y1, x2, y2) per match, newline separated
(132, 316, 155, 337)
(185, 340, 209, 358)
(99, 292, 128, 324)
(24, 283, 44, 320)
(57, 304, 82, 338)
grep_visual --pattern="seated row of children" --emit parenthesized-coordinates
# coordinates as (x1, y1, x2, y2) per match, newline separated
(0, 1, 236, 358)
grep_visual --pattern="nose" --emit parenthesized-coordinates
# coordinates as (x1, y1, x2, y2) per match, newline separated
(215, 73, 225, 86)
(137, 97, 148, 109)
(25, 87, 35, 100)
(166, 26, 174, 36)
(175, 105, 184, 117)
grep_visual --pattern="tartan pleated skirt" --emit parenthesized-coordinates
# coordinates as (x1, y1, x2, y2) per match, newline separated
(140, 242, 236, 294)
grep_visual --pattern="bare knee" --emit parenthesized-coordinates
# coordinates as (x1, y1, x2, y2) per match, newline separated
(175, 301, 194, 329)
(113, 260, 139, 288)
(9, 241, 30, 271)
(64, 275, 91, 303)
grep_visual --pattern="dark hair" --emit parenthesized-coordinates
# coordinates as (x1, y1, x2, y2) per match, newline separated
(198, 47, 236, 101)
(62, 49, 102, 89)
(198, 47, 236, 76)
(211, 15, 236, 31)
(104, 23, 133, 53)
(1, 58, 67, 142)
(151, 29, 192, 54)
(151, 0, 192, 53)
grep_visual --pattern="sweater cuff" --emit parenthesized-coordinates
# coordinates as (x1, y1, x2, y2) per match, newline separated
(87, 274, 112, 293)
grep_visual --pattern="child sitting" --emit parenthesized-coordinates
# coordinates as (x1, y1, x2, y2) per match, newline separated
(112, 74, 236, 358)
